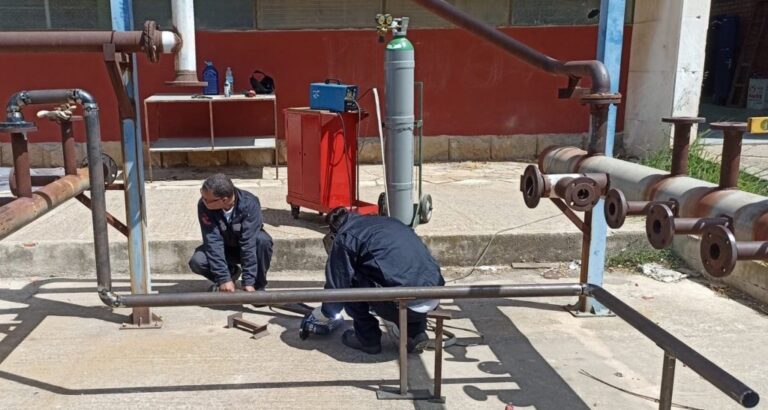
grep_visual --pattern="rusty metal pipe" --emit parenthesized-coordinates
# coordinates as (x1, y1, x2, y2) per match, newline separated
(0, 170, 90, 239)
(10, 133, 31, 198)
(603, 188, 678, 229)
(8, 172, 61, 197)
(3, 89, 113, 303)
(61, 120, 77, 175)
(410, 0, 609, 94)
(663, 117, 706, 176)
(711, 122, 747, 190)
(520, 165, 609, 211)
(700, 225, 768, 277)
(0, 23, 180, 62)
(646, 203, 731, 250)
(540, 147, 768, 242)
(411, 0, 617, 154)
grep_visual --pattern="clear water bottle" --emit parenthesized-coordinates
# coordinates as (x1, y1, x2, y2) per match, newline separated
(224, 67, 233, 97)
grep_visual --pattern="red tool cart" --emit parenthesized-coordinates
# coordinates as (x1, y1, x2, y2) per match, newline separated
(285, 108, 378, 218)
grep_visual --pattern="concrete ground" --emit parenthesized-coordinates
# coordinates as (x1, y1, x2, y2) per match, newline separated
(0, 162, 649, 277)
(0, 267, 764, 409)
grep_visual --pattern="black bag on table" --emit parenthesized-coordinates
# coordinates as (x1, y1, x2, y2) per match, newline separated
(250, 70, 275, 94)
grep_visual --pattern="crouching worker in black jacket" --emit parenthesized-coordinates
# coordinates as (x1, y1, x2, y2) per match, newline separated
(189, 173, 273, 293)
(300, 207, 445, 354)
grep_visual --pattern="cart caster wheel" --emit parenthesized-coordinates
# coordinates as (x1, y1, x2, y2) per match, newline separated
(419, 194, 433, 224)
(291, 206, 300, 219)
(377, 192, 388, 216)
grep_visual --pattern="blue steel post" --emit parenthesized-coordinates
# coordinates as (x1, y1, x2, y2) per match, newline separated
(584, 0, 625, 315)
(111, 1, 152, 304)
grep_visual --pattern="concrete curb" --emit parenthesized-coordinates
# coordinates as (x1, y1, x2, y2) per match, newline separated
(1, 230, 649, 277)
(673, 235, 768, 304)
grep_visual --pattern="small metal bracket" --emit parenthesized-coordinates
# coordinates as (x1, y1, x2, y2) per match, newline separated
(227, 312, 269, 340)
(565, 300, 614, 318)
(376, 387, 433, 400)
(121, 308, 163, 329)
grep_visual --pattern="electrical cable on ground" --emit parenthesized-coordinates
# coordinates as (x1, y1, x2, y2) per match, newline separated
(579, 369, 704, 410)
(447, 213, 563, 283)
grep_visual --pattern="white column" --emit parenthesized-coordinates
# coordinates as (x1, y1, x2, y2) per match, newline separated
(623, 0, 711, 157)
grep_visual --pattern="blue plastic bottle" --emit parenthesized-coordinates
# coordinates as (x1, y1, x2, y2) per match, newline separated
(202, 61, 219, 95)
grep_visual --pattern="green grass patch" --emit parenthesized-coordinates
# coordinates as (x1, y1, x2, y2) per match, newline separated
(606, 248, 685, 271)
(639, 137, 768, 196)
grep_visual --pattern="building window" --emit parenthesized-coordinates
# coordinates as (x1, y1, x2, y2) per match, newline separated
(0, 0, 111, 30)
(1, 0, 635, 31)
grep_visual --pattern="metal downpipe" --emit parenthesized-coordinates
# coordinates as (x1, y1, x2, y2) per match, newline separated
(409, 0, 610, 94)
(410, 0, 614, 154)
(588, 284, 759, 407)
(4, 89, 115, 304)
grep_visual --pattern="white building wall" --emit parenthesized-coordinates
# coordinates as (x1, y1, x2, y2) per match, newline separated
(623, 0, 711, 157)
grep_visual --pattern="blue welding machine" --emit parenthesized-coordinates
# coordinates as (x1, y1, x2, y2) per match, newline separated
(309, 79, 359, 112)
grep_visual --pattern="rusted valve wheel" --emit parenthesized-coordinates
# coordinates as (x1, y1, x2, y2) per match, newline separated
(700, 225, 738, 278)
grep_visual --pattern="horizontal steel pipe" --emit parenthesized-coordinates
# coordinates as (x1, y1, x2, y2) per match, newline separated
(588, 285, 759, 408)
(0, 25, 178, 57)
(540, 147, 768, 242)
(112, 282, 759, 407)
(0, 170, 90, 239)
(646, 203, 731, 250)
(604, 188, 678, 229)
(114, 284, 586, 308)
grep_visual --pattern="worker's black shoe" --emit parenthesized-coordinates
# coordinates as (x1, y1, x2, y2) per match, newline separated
(342, 329, 382, 354)
(407, 332, 430, 354)
(230, 265, 242, 283)
(251, 286, 266, 308)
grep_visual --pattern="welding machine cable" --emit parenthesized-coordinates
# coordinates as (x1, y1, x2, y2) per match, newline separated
(373, 88, 390, 216)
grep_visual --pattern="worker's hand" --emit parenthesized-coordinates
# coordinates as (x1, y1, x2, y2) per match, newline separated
(218, 281, 236, 292)
(243, 285, 257, 292)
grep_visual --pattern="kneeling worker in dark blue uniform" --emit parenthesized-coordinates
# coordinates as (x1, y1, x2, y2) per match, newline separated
(301, 207, 445, 354)
(189, 173, 273, 293)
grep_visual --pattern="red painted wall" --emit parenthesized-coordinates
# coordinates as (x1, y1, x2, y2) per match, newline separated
(0, 26, 631, 143)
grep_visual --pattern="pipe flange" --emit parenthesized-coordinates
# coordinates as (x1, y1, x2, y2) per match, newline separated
(563, 177, 600, 212)
(580, 92, 622, 105)
(81, 153, 119, 185)
(700, 225, 737, 278)
(142, 20, 160, 63)
(0, 121, 37, 134)
(604, 188, 628, 229)
(646, 203, 675, 250)
(520, 165, 545, 209)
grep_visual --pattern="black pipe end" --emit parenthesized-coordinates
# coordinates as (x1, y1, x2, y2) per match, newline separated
(742, 390, 759, 408)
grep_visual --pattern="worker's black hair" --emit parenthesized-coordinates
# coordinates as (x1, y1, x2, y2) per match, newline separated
(326, 207, 350, 233)
(202, 173, 235, 198)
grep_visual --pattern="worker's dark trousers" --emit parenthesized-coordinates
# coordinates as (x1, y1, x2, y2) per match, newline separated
(344, 300, 428, 347)
(188, 230, 272, 289)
